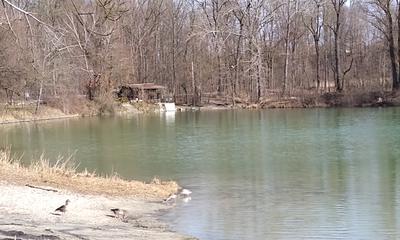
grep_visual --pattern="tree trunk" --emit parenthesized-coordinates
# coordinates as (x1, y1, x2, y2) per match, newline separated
(216, 44, 222, 94)
(282, 0, 291, 96)
(396, 1, 400, 89)
(314, 38, 320, 92)
(283, 37, 289, 96)
(257, 55, 261, 101)
(334, 10, 342, 92)
(191, 60, 196, 106)
(35, 79, 43, 114)
(171, 14, 177, 99)
(234, 22, 243, 97)
(388, 11, 398, 90)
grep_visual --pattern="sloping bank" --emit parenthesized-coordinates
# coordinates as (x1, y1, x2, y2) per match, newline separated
(0, 106, 80, 125)
(0, 102, 155, 125)
(0, 151, 195, 240)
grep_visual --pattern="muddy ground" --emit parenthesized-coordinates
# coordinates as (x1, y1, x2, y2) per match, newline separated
(0, 183, 195, 240)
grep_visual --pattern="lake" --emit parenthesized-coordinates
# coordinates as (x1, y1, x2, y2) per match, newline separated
(1, 108, 400, 240)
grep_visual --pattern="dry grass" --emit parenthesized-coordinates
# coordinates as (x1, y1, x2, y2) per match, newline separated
(130, 101, 160, 113)
(0, 150, 179, 200)
(0, 105, 79, 124)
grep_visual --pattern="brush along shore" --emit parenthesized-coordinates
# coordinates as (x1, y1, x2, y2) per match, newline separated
(0, 150, 178, 199)
(0, 105, 80, 124)
(3, 90, 400, 125)
(0, 151, 194, 240)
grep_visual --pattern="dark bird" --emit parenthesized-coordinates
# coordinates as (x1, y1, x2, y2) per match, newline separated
(55, 199, 70, 213)
(110, 208, 127, 220)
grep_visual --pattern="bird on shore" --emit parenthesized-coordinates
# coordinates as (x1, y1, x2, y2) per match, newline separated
(110, 208, 128, 220)
(163, 193, 177, 203)
(55, 199, 70, 213)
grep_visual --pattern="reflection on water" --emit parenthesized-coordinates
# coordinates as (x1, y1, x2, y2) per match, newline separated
(163, 112, 176, 125)
(2, 108, 400, 239)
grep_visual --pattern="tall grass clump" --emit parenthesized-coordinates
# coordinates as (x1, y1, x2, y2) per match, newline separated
(0, 149, 178, 199)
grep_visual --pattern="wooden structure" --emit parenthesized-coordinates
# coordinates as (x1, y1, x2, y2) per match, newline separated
(117, 83, 167, 102)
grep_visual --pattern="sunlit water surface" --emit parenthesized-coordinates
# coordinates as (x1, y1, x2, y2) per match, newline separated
(1, 108, 400, 240)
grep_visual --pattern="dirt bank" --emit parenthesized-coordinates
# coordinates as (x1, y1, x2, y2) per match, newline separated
(0, 150, 179, 199)
(3, 90, 400, 125)
(0, 151, 195, 240)
(0, 105, 80, 125)
(184, 91, 400, 110)
(0, 183, 194, 240)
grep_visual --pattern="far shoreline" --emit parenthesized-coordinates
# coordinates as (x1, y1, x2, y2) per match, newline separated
(0, 113, 81, 125)
(1, 90, 400, 125)
(0, 103, 396, 125)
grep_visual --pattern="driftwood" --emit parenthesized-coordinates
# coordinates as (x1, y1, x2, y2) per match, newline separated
(25, 184, 58, 192)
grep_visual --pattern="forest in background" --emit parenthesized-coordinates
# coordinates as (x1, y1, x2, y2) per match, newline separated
(0, 0, 400, 110)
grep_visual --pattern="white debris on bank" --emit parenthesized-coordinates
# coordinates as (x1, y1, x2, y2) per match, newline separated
(159, 103, 176, 112)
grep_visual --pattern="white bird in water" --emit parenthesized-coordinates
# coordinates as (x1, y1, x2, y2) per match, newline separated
(179, 188, 192, 197)
(164, 188, 192, 204)
(55, 199, 70, 213)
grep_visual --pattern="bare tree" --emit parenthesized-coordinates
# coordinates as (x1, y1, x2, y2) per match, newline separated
(303, 0, 324, 92)
(328, 0, 347, 92)
(364, 0, 398, 90)
(0, 0, 399, 109)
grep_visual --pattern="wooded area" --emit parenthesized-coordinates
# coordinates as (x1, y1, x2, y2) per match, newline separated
(0, 0, 399, 108)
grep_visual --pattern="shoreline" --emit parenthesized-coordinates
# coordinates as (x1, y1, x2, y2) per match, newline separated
(0, 105, 83, 125)
(0, 114, 81, 125)
(177, 91, 400, 111)
(0, 182, 195, 240)
(1, 93, 397, 239)
(0, 99, 398, 126)
(2, 90, 400, 125)
(0, 151, 195, 240)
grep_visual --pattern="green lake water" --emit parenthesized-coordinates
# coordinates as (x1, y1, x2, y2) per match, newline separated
(1, 108, 400, 239)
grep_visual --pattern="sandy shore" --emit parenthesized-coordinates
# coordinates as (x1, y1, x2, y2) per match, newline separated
(0, 183, 194, 240)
